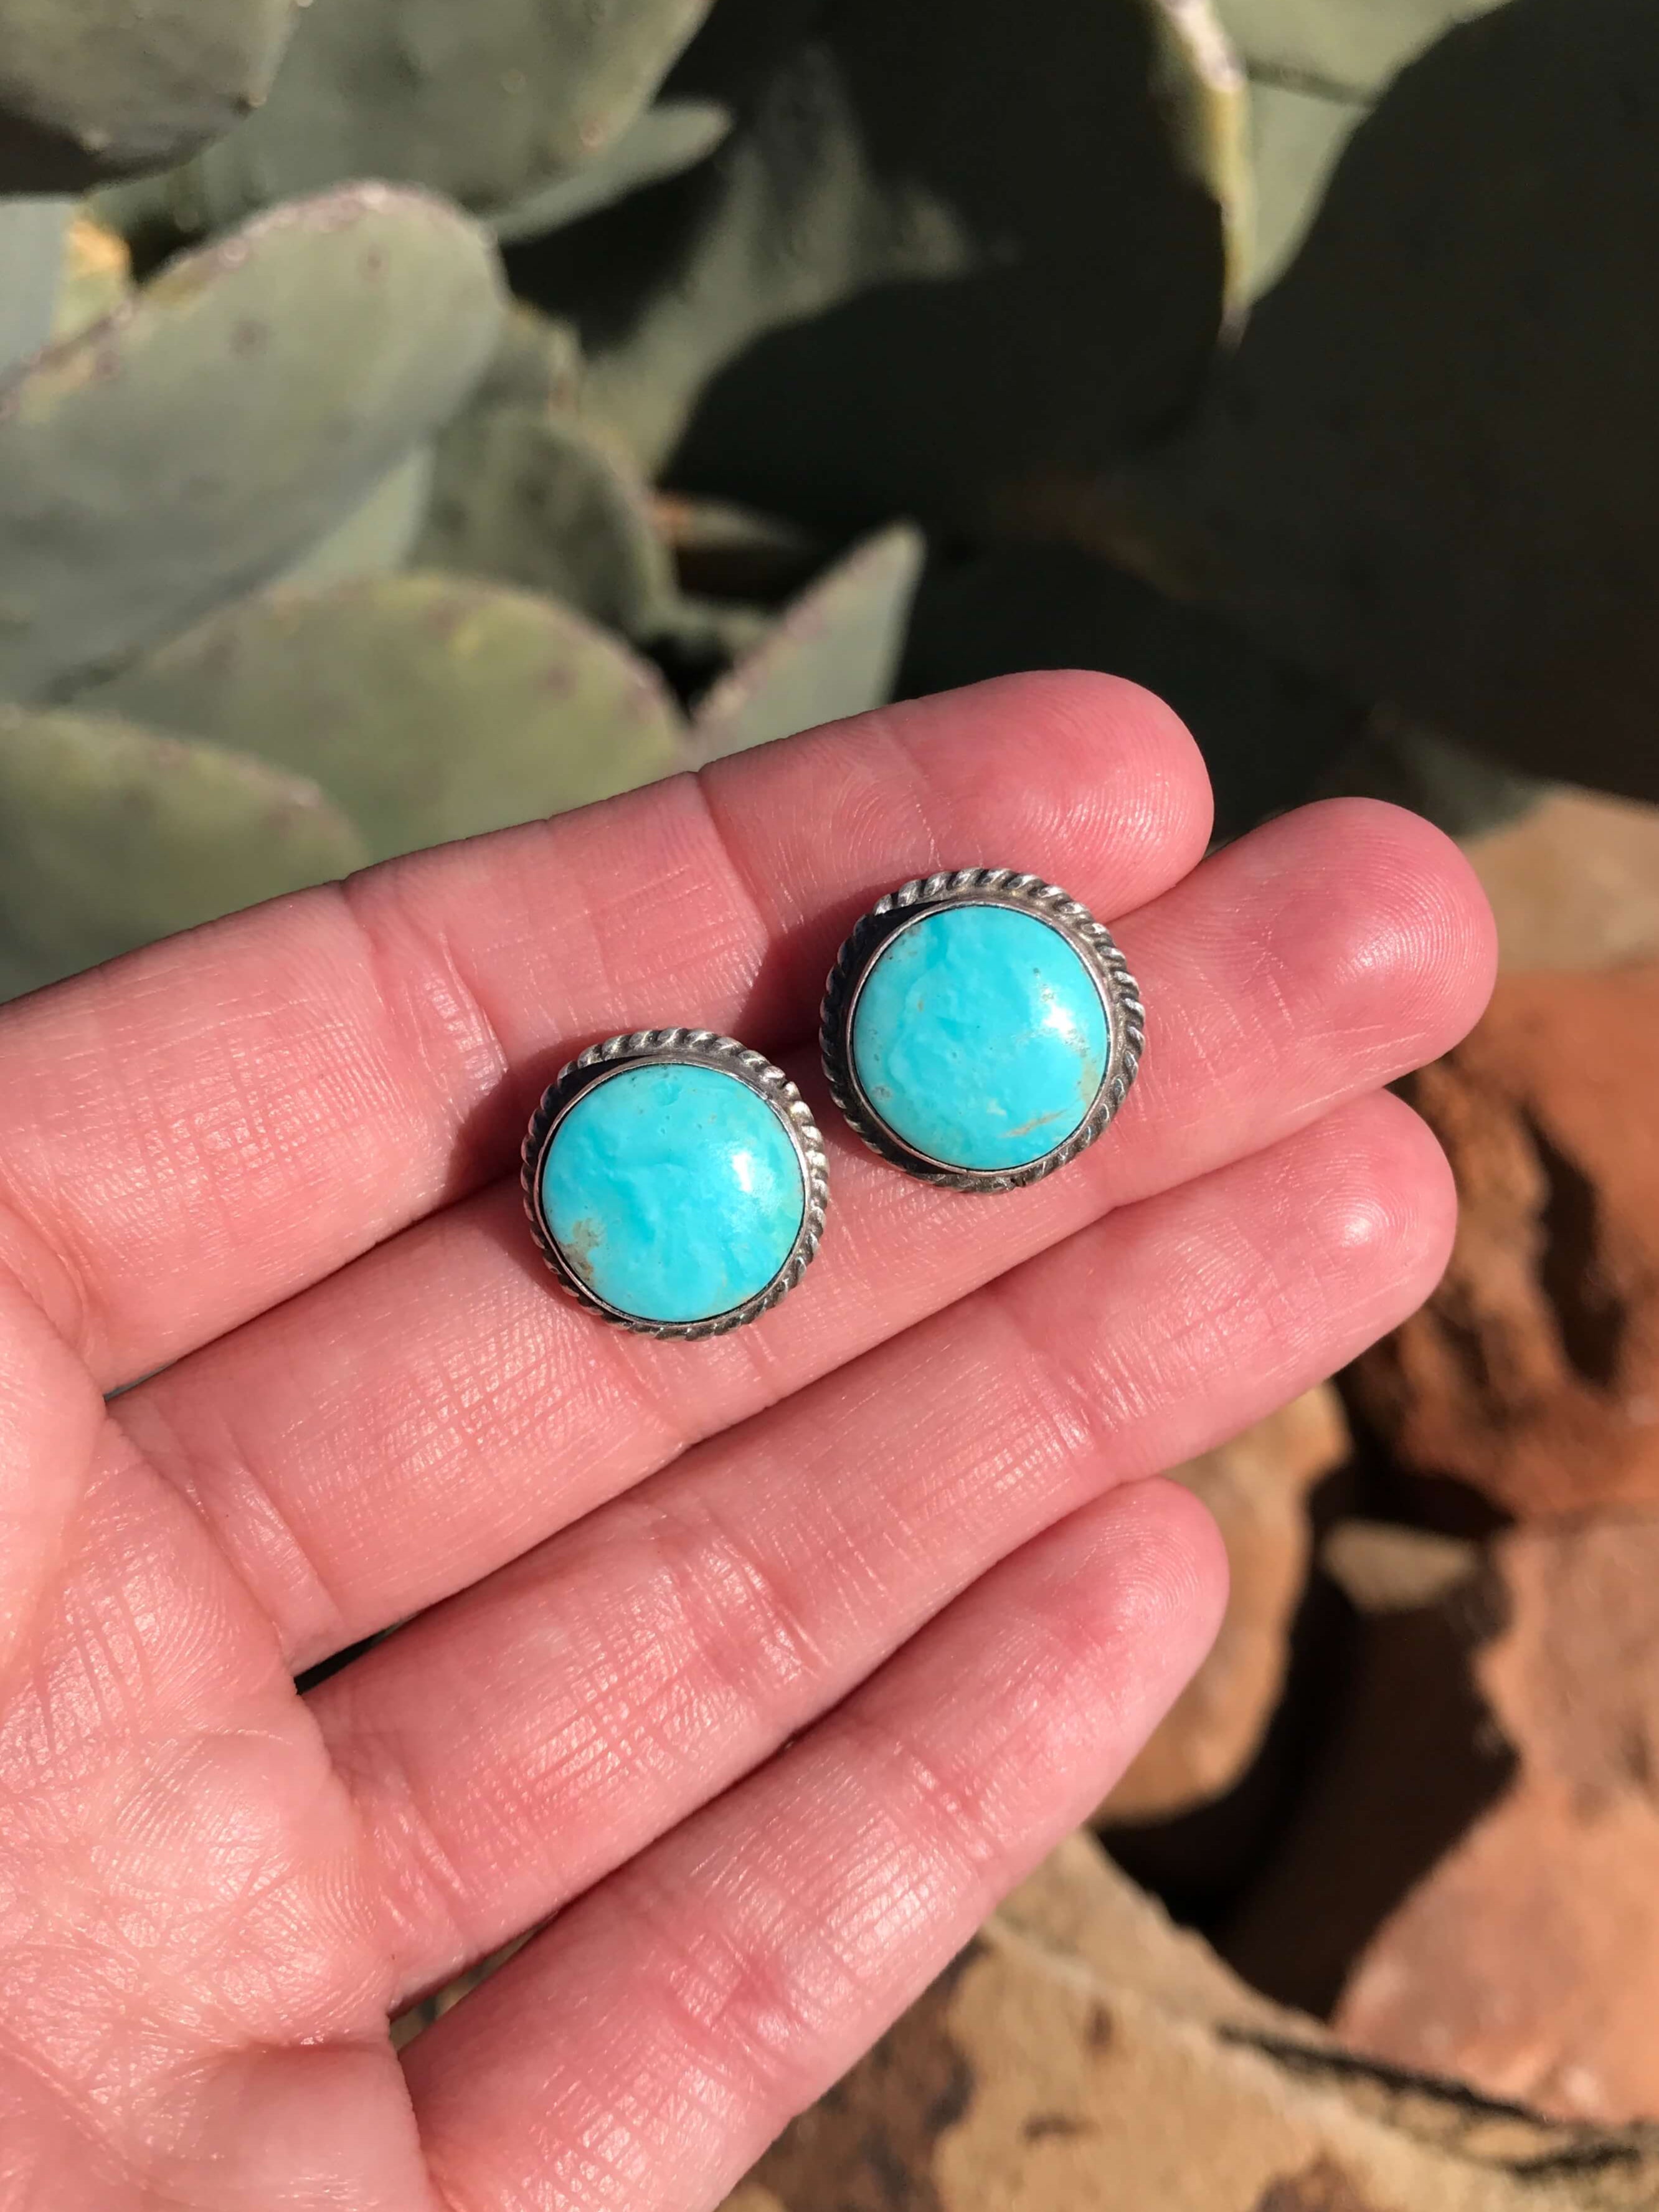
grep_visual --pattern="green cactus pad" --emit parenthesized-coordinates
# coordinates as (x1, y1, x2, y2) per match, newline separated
(1216, 0, 1506, 100)
(0, 0, 298, 192)
(1216, 1, 1506, 300)
(1137, 0, 1250, 309)
(0, 703, 367, 997)
(416, 406, 673, 637)
(477, 304, 584, 416)
(1246, 76, 1363, 300)
(490, 101, 731, 245)
(100, 0, 720, 234)
(0, 196, 69, 376)
(570, 42, 969, 478)
(694, 523, 924, 761)
(280, 448, 437, 591)
(80, 572, 692, 862)
(0, 183, 505, 703)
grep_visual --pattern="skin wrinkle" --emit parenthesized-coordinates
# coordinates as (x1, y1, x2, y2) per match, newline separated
(635, 1484, 839, 1724)
(9, 1695, 354, 2007)
(0, 1215, 93, 1388)
(331, 1720, 485, 2000)
(339, 1266, 562, 1499)
(342, 1619, 625, 1950)
(31, 1526, 182, 1764)
(118, 932, 419, 1384)
(0, 967, 163, 1374)
(389, 800, 744, 1091)
(116, 1387, 357, 1678)
(704, 705, 940, 977)
(129, 955, 384, 1331)
(988, 1265, 1131, 1473)
(682, 772, 785, 999)
(0, 2020, 127, 2192)
(333, 867, 518, 1199)
(600, 1849, 873, 2135)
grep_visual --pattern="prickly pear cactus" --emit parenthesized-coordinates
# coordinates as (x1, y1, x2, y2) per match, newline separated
(78, 572, 694, 862)
(0, 704, 366, 997)
(473, 303, 585, 416)
(0, 183, 504, 701)
(12, 0, 1581, 1007)
(0, 196, 70, 375)
(694, 523, 925, 759)
(1218, 0, 1508, 97)
(417, 406, 674, 637)
(97, 0, 721, 237)
(1, 202, 131, 379)
(0, 0, 300, 191)
(279, 449, 438, 591)
(564, 41, 929, 478)
(488, 100, 731, 244)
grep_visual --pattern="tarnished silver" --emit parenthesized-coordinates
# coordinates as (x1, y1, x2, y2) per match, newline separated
(521, 1029, 830, 1339)
(821, 868, 1144, 1193)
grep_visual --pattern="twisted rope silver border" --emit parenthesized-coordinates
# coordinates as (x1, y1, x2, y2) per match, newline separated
(521, 1030, 830, 1340)
(821, 870, 1145, 1193)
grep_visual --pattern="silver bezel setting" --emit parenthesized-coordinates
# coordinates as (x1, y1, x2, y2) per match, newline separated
(521, 1030, 830, 1340)
(821, 869, 1145, 1193)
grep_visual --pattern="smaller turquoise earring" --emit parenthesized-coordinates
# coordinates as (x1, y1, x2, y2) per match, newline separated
(821, 870, 1143, 1191)
(522, 1031, 828, 1337)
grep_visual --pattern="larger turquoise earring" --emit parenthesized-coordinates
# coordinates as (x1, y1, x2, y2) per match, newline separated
(821, 870, 1143, 1191)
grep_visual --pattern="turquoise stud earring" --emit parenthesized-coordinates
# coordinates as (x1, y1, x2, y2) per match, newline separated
(522, 1031, 829, 1337)
(821, 870, 1143, 1191)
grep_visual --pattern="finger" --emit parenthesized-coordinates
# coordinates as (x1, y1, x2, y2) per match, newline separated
(120, 800, 1492, 1667)
(402, 1476, 1226, 2212)
(0, 1268, 106, 1678)
(325, 1092, 1453, 2010)
(0, 674, 1209, 1385)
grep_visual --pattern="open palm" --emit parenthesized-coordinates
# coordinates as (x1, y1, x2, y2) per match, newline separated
(0, 675, 1492, 2210)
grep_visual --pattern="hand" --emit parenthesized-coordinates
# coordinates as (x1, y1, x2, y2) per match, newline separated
(0, 676, 1493, 2210)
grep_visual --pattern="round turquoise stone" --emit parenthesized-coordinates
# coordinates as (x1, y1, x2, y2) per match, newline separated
(851, 904, 1109, 1172)
(541, 1061, 805, 1325)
